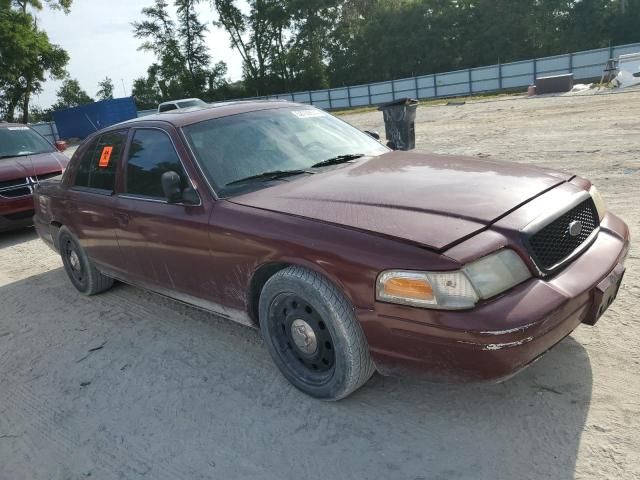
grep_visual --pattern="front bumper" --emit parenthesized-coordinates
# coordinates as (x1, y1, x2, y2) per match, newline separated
(359, 213, 630, 382)
(0, 195, 35, 232)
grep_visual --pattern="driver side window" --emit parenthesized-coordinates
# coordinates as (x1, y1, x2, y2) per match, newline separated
(125, 129, 188, 199)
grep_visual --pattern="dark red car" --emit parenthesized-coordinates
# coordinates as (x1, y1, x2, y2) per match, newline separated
(33, 102, 629, 400)
(0, 123, 68, 232)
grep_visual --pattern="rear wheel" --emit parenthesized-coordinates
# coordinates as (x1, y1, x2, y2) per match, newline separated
(259, 266, 375, 400)
(58, 227, 114, 295)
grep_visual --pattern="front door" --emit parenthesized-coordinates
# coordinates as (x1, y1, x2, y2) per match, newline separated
(115, 127, 213, 299)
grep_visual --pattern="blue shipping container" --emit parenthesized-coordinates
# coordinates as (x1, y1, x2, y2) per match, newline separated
(53, 97, 138, 140)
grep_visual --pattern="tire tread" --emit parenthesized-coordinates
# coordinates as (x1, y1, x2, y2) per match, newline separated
(58, 227, 114, 296)
(261, 265, 375, 400)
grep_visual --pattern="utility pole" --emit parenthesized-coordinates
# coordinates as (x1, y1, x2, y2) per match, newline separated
(121, 79, 127, 97)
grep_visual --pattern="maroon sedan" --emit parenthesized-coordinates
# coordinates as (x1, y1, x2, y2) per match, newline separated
(1, 123, 68, 232)
(33, 102, 629, 400)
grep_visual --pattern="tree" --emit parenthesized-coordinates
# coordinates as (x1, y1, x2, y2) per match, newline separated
(96, 76, 114, 100)
(323, 0, 640, 88)
(0, 0, 71, 122)
(132, 0, 640, 103)
(0, 5, 68, 122)
(28, 104, 53, 122)
(611, 0, 640, 45)
(132, 67, 163, 109)
(133, 0, 185, 100)
(12, 0, 72, 14)
(283, 0, 340, 91)
(212, 0, 290, 95)
(176, 0, 210, 93)
(132, 0, 228, 107)
(51, 78, 93, 110)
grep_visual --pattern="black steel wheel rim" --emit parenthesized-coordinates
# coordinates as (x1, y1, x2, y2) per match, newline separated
(64, 238, 86, 288)
(268, 293, 336, 386)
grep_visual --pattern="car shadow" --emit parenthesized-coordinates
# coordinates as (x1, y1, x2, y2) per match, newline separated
(0, 227, 37, 249)
(0, 268, 592, 480)
(348, 338, 592, 479)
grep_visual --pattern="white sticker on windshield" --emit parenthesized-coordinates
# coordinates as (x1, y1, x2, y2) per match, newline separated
(7, 126, 29, 130)
(291, 110, 325, 119)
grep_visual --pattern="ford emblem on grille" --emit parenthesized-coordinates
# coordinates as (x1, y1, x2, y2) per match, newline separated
(568, 220, 583, 237)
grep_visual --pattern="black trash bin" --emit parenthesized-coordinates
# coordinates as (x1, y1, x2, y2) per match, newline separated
(377, 97, 419, 150)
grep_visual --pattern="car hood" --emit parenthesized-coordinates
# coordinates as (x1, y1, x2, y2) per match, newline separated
(0, 151, 68, 181)
(229, 151, 572, 250)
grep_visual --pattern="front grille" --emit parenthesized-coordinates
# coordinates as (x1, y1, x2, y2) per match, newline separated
(2, 209, 34, 221)
(0, 187, 31, 198)
(526, 198, 599, 272)
(0, 178, 27, 189)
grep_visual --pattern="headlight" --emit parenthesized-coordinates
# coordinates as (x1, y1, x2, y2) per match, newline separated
(463, 249, 531, 299)
(376, 250, 531, 310)
(589, 185, 606, 221)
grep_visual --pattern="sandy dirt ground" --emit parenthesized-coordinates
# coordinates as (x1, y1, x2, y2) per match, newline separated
(1, 89, 639, 480)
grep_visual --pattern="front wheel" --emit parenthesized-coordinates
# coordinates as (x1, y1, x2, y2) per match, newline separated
(58, 227, 114, 295)
(259, 266, 375, 400)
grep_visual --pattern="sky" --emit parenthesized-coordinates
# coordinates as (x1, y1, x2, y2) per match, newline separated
(32, 0, 246, 108)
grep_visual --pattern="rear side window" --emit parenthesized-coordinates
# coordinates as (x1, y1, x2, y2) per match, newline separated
(74, 130, 126, 191)
(126, 129, 187, 198)
(159, 103, 177, 112)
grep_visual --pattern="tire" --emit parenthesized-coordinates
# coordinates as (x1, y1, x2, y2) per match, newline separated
(259, 266, 375, 400)
(58, 227, 114, 295)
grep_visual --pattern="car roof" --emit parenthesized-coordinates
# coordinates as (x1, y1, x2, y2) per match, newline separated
(113, 100, 308, 129)
(159, 98, 205, 106)
(0, 122, 30, 129)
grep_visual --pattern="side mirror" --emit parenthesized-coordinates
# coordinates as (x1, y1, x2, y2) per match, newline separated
(364, 130, 380, 140)
(161, 170, 200, 205)
(161, 171, 182, 203)
(181, 186, 200, 205)
(55, 140, 67, 152)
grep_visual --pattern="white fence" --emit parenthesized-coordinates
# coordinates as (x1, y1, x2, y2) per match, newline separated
(243, 42, 640, 109)
(131, 42, 640, 118)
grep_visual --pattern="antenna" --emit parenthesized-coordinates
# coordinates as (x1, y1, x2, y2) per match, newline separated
(85, 113, 99, 132)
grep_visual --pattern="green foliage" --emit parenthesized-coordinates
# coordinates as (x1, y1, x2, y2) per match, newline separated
(211, 0, 341, 96)
(28, 104, 53, 122)
(0, 3, 69, 122)
(131, 68, 163, 109)
(96, 76, 114, 100)
(12, 0, 72, 14)
(326, 0, 640, 86)
(176, 0, 210, 92)
(51, 78, 93, 110)
(132, 0, 228, 108)
(209, 0, 640, 97)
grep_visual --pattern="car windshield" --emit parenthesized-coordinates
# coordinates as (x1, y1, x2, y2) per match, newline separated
(0, 126, 54, 159)
(182, 107, 388, 196)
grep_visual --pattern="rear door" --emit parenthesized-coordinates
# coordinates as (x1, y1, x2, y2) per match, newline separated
(115, 127, 214, 298)
(64, 129, 128, 274)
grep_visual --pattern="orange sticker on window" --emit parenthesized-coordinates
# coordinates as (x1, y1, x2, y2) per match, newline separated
(99, 146, 113, 168)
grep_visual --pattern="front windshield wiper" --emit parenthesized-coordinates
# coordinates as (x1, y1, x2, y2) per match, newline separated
(226, 169, 313, 186)
(0, 152, 42, 159)
(310, 153, 365, 169)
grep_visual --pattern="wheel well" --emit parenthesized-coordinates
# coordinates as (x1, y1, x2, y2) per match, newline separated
(50, 221, 63, 250)
(247, 262, 290, 325)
